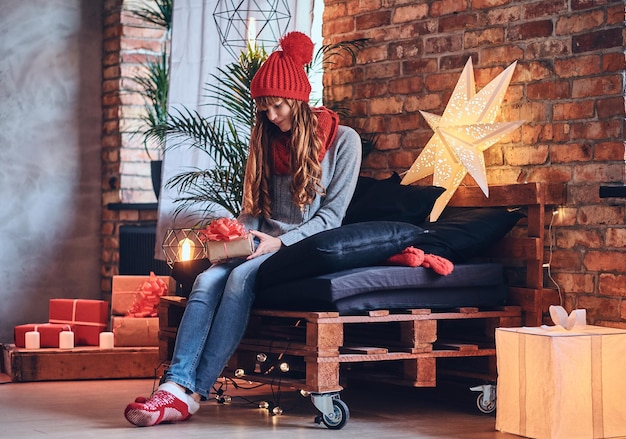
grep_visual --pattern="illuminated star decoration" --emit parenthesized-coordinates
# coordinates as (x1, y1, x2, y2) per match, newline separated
(401, 58, 524, 221)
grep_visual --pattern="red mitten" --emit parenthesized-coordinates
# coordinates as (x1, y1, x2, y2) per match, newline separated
(386, 247, 425, 267)
(422, 253, 454, 276)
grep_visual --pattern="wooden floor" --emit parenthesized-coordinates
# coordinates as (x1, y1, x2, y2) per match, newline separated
(0, 374, 523, 439)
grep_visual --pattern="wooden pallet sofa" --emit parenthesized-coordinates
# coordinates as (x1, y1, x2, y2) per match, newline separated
(159, 181, 565, 426)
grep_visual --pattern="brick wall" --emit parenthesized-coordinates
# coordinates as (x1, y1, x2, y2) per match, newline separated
(323, 0, 626, 325)
(101, 0, 164, 293)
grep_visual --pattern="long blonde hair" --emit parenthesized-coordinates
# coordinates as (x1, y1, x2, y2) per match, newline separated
(241, 97, 325, 217)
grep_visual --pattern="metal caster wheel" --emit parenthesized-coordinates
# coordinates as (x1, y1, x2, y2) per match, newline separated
(470, 384, 496, 414)
(476, 392, 496, 414)
(315, 398, 349, 429)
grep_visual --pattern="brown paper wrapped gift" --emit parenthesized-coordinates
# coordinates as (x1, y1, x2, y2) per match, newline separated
(111, 274, 176, 316)
(111, 316, 159, 347)
(205, 235, 254, 263)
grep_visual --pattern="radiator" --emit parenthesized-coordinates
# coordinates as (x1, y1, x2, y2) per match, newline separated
(119, 224, 171, 276)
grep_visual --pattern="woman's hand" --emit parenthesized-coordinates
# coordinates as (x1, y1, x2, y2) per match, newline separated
(247, 230, 282, 259)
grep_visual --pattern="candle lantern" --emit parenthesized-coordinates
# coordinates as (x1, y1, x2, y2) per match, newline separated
(162, 228, 211, 296)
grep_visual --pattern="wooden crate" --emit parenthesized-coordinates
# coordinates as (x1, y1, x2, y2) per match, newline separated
(2, 344, 163, 382)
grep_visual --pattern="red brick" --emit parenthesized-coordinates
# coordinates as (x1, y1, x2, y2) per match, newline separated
(606, 228, 626, 248)
(503, 145, 549, 166)
(392, 3, 429, 23)
(554, 55, 602, 78)
(553, 100, 595, 121)
(522, 0, 567, 18)
(430, 0, 468, 16)
(572, 27, 623, 53)
(594, 141, 625, 161)
(555, 10, 604, 35)
(555, 228, 604, 249)
(439, 12, 479, 33)
(584, 250, 626, 271)
(596, 96, 624, 119)
(550, 249, 583, 270)
(470, 0, 514, 10)
(599, 274, 626, 297)
(424, 34, 463, 55)
(553, 272, 595, 294)
(577, 295, 621, 323)
(355, 10, 391, 30)
(464, 28, 505, 48)
(526, 80, 570, 100)
(578, 205, 625, 226)
(569, 120, 622, 141)
(508, 20, 553, 41)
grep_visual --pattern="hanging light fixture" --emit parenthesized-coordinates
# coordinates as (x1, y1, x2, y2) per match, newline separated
(213, 0, 291, 58)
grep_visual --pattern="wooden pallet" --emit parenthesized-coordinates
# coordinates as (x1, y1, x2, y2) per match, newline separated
(158, 297, 521, 393)
(1, 343, 163, 382)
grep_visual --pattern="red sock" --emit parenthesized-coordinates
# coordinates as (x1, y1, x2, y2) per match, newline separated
(124, 386, 196, 427)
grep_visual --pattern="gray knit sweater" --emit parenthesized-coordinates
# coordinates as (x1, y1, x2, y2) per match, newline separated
(237, 125, 362, 246)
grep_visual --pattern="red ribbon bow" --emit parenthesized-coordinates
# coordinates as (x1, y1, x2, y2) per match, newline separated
(199, 218, 247, 242)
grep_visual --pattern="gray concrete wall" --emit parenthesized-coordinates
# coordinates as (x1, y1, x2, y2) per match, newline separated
(0, 0, 103, 343)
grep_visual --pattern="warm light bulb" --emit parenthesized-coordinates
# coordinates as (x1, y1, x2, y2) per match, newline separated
(256, 353, 267, 363)
(234, 368, 245, 378)
(299, 390, 310, 397)
(279, 362, 290, 373)
(247, 17, 256, 46)
(272, 406, 283, 415)
(258, 401, 269, 409)
(178, 238, 193, 261)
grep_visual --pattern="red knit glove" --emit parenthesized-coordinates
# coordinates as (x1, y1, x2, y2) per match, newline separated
(385, 246, 424, 267)
(386, 247, 454, 276)
(422, 253, 454, 275)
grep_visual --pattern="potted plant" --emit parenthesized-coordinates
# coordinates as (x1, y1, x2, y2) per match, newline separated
(130, 0, 172, 199)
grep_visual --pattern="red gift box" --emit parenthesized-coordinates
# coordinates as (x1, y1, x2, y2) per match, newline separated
(14, 323, 74, 348)
(49, 299, 109, 346)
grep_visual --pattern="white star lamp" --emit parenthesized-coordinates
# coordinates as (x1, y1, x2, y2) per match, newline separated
(401, 58, 524, 220)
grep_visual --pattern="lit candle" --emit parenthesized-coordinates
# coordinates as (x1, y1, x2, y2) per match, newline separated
(179, 238, 193, 261)
(247, 17, 257, 47)
(99, 331, 114, 349)
(25, 331, 40, 349)
(59, 331, 74, 349)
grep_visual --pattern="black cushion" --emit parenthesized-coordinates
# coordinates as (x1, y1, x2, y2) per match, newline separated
(414, 207, 525, 263)
(255, 263, 507, 314)
(343, 173, 445, 225)
(256, 221, 424, 290)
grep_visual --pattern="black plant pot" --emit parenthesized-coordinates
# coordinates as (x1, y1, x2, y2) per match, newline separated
(151, 160, 163, 199)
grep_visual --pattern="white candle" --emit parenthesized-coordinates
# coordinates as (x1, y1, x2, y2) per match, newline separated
(25, 331, 40, 349)
(99, 331, 114, 349)
(59, 331, 74, 349)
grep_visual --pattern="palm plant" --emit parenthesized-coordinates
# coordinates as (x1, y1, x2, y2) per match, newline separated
(130, 0, 172, 161)
(157, 39, 370, 222)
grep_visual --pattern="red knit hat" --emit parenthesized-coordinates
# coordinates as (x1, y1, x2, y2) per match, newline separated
(250, 32, 314, 102)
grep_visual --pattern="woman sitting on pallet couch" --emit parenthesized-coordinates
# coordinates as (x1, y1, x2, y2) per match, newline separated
(123, 31, 363, 427)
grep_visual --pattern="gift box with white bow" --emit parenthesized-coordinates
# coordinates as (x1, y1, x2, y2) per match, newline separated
(495, 306, 626, 439)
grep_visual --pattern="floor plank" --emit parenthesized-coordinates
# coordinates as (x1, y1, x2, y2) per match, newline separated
(0, 377, 521, 438)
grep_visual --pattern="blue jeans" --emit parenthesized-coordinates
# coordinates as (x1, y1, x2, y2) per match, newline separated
(165, 252, 274, 399)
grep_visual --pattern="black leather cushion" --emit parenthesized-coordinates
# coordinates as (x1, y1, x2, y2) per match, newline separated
(414, 207, 525, 263)
(256, 221, 424, 290)
(343, 173, 445, 225)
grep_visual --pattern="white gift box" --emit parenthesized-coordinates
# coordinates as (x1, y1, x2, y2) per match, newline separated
(495, 325, 626, 439)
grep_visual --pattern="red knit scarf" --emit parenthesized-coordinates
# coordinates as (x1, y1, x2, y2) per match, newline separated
(271, 107, 339, 175)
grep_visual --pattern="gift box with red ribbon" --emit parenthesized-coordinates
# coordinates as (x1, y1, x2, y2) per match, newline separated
(199, 218, 254, 263)
(14, 323, 74, 348)
(111, 273, 176, 316)
(48, 299, 109, 346)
